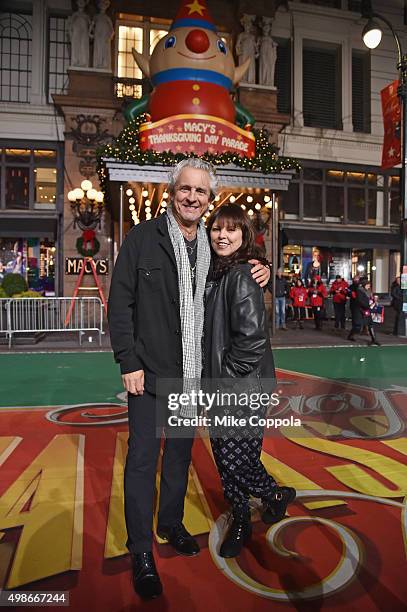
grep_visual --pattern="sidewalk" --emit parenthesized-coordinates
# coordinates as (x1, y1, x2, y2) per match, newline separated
(1, 319, 406, 352)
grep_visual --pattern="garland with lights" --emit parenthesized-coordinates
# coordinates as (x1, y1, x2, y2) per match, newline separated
(96, 113, 301, 201)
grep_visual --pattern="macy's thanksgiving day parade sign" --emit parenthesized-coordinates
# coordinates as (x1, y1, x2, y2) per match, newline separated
(125, 0, 256, 157)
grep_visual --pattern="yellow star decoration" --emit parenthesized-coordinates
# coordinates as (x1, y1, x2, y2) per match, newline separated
(186, 0, 205, 16)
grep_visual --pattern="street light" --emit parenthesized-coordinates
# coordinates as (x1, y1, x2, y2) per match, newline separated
(362, 3, 407, 336)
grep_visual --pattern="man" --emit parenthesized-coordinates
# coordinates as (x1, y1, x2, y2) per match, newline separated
(274, 268, 288, 330)
(108, 158, 270, 600)
(330, 274, 348, 330)
(390, 276, 402, 335)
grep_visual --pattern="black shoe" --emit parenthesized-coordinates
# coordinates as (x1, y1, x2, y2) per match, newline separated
(131, 552, 162, 600)
(219, 510, 252, 558)
(347, 333, 355, 341)
(157, 523, 200, 556)
(261, 486, 296, 524)
(369, 339, 381, 346)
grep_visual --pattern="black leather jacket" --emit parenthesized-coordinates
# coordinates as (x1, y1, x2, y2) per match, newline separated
(203, 263, 276, 394)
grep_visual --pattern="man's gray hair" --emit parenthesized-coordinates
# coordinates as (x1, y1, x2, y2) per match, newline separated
(168, 158, 218, 200)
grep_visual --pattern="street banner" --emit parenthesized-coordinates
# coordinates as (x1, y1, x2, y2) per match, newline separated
(139, 114, 255, 157)
(381, 79, 401, 169)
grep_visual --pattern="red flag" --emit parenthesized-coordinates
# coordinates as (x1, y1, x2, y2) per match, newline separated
(381, 79, 401, 169)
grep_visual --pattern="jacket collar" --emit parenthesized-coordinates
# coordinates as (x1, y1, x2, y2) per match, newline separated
(156, 211, 176, 268)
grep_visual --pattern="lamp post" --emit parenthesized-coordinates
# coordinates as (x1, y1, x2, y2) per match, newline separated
(67, 180, 105, 231)
(362, 4, 407, 336)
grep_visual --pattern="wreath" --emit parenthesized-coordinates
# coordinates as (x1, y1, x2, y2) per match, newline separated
(76, 229, 100, 257)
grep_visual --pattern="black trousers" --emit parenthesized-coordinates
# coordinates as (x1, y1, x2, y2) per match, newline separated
(125, 390, 194, 553)
(210, 408, 276, 512)
(333, 302, 346, 329)
(312, 306, 323, 329)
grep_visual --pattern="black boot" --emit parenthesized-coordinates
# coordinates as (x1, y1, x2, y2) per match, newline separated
(261, 486, 296, 524)
(131, 552, 163, 600)
(347, 331, 356, 341)
(369, 327, 381, 346)
(157, 522, 200, 556)
(219, 509, 252, 558)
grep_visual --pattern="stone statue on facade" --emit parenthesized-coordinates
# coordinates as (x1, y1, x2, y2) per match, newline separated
(91, 0, 114, 71)
(68, 0, 91, 68)
(235, 14, 257, 84)
(259, 17, 278, 87)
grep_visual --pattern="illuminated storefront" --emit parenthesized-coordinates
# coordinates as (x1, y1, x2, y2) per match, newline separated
(0, 143, 63, 295)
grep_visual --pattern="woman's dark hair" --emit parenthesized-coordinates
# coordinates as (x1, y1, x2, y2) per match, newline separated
(206, 203, 267, 278)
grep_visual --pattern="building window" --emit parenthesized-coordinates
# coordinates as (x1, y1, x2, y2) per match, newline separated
(352, 50, 370, 133)
(0, 147, 58, 210)
(281, 163, 390, 226)
(389, 175, 401, 225)
(303, 42, 342, 129)
(275, 38, 291, 115)
(115, 20, 168, 98)
(48, 16, 70, 100)
(0, 12, 32, 103)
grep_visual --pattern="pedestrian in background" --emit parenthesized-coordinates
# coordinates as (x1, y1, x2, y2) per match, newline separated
(348, 276, 380, 345)
(308, 276, 327, 330)
(274, 267, 288, 330)
(330, 274, 348, 330)
(290, 278, 308, 329)
(390, 276, 402, 336)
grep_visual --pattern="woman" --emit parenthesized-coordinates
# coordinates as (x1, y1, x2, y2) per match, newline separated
(290, 278, 308, 329)
(203, 204, 296, 558)
(308, 276, 327, 331)
(347, 277, 380, 346)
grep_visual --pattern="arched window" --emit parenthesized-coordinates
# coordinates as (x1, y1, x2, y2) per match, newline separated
(0, 13, 32, 102)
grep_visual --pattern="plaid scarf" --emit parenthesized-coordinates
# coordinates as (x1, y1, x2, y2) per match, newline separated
(166, 207, 211, 417)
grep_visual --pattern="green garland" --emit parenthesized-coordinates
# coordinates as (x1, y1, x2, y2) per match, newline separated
(76, 236, 100, 257)
(96, 113, 301, 201)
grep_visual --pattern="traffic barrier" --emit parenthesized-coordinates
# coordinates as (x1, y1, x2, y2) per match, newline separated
(0, 297, 104, 348)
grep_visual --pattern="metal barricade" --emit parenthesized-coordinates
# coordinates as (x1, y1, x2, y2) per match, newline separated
(0, 297, 104, 348)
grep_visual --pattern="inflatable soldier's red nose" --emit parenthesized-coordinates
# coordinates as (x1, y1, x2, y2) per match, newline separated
(185, 29, 210, 54)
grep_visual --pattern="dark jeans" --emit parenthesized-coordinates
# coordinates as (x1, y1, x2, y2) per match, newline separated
(333, 302, 346, 329)
(125, 390, 194, 553)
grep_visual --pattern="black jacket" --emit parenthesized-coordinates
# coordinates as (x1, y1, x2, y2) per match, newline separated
(391, 282, 402, 312)
(108, 213, 184, 392)
(274, 275, 288, 298)
(203, 263, 276, 395)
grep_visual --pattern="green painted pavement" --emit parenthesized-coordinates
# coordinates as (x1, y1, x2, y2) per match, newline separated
(0, 346, 406, 407)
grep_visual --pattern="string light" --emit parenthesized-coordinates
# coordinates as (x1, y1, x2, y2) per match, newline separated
(96, 114, 301, 213)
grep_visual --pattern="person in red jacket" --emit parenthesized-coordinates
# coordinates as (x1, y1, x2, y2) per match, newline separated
(330, 274, 348, 330)
(290, 279, 308, 329)
(308, 277, 327, 330)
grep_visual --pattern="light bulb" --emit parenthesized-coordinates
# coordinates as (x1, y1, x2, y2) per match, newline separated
(96, 191, 104, 203)
(68, 190, 77, 202)
(81, 179, 92, 192)
(247, 195, 253, 203)
(87, 188, 97, 201)
(162, 191, 169, 199)
(229, 195, 236, 203)
(126, 188, 133, 196)
(264, 195, 271, 203)
(248, 209, 254, 216)
(255, 203, 261, 210)
(142, 189, 148, 197)
(129, 197, 135, 204)
(74, 188, 84, 200)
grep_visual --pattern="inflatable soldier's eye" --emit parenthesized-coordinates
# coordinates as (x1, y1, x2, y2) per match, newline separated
(217, 39, 227, 54)
(165, 35, 177, 49)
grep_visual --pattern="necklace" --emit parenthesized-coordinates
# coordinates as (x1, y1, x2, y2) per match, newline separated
(185, 237, 198, 256)
(189, 262, 197, 283)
